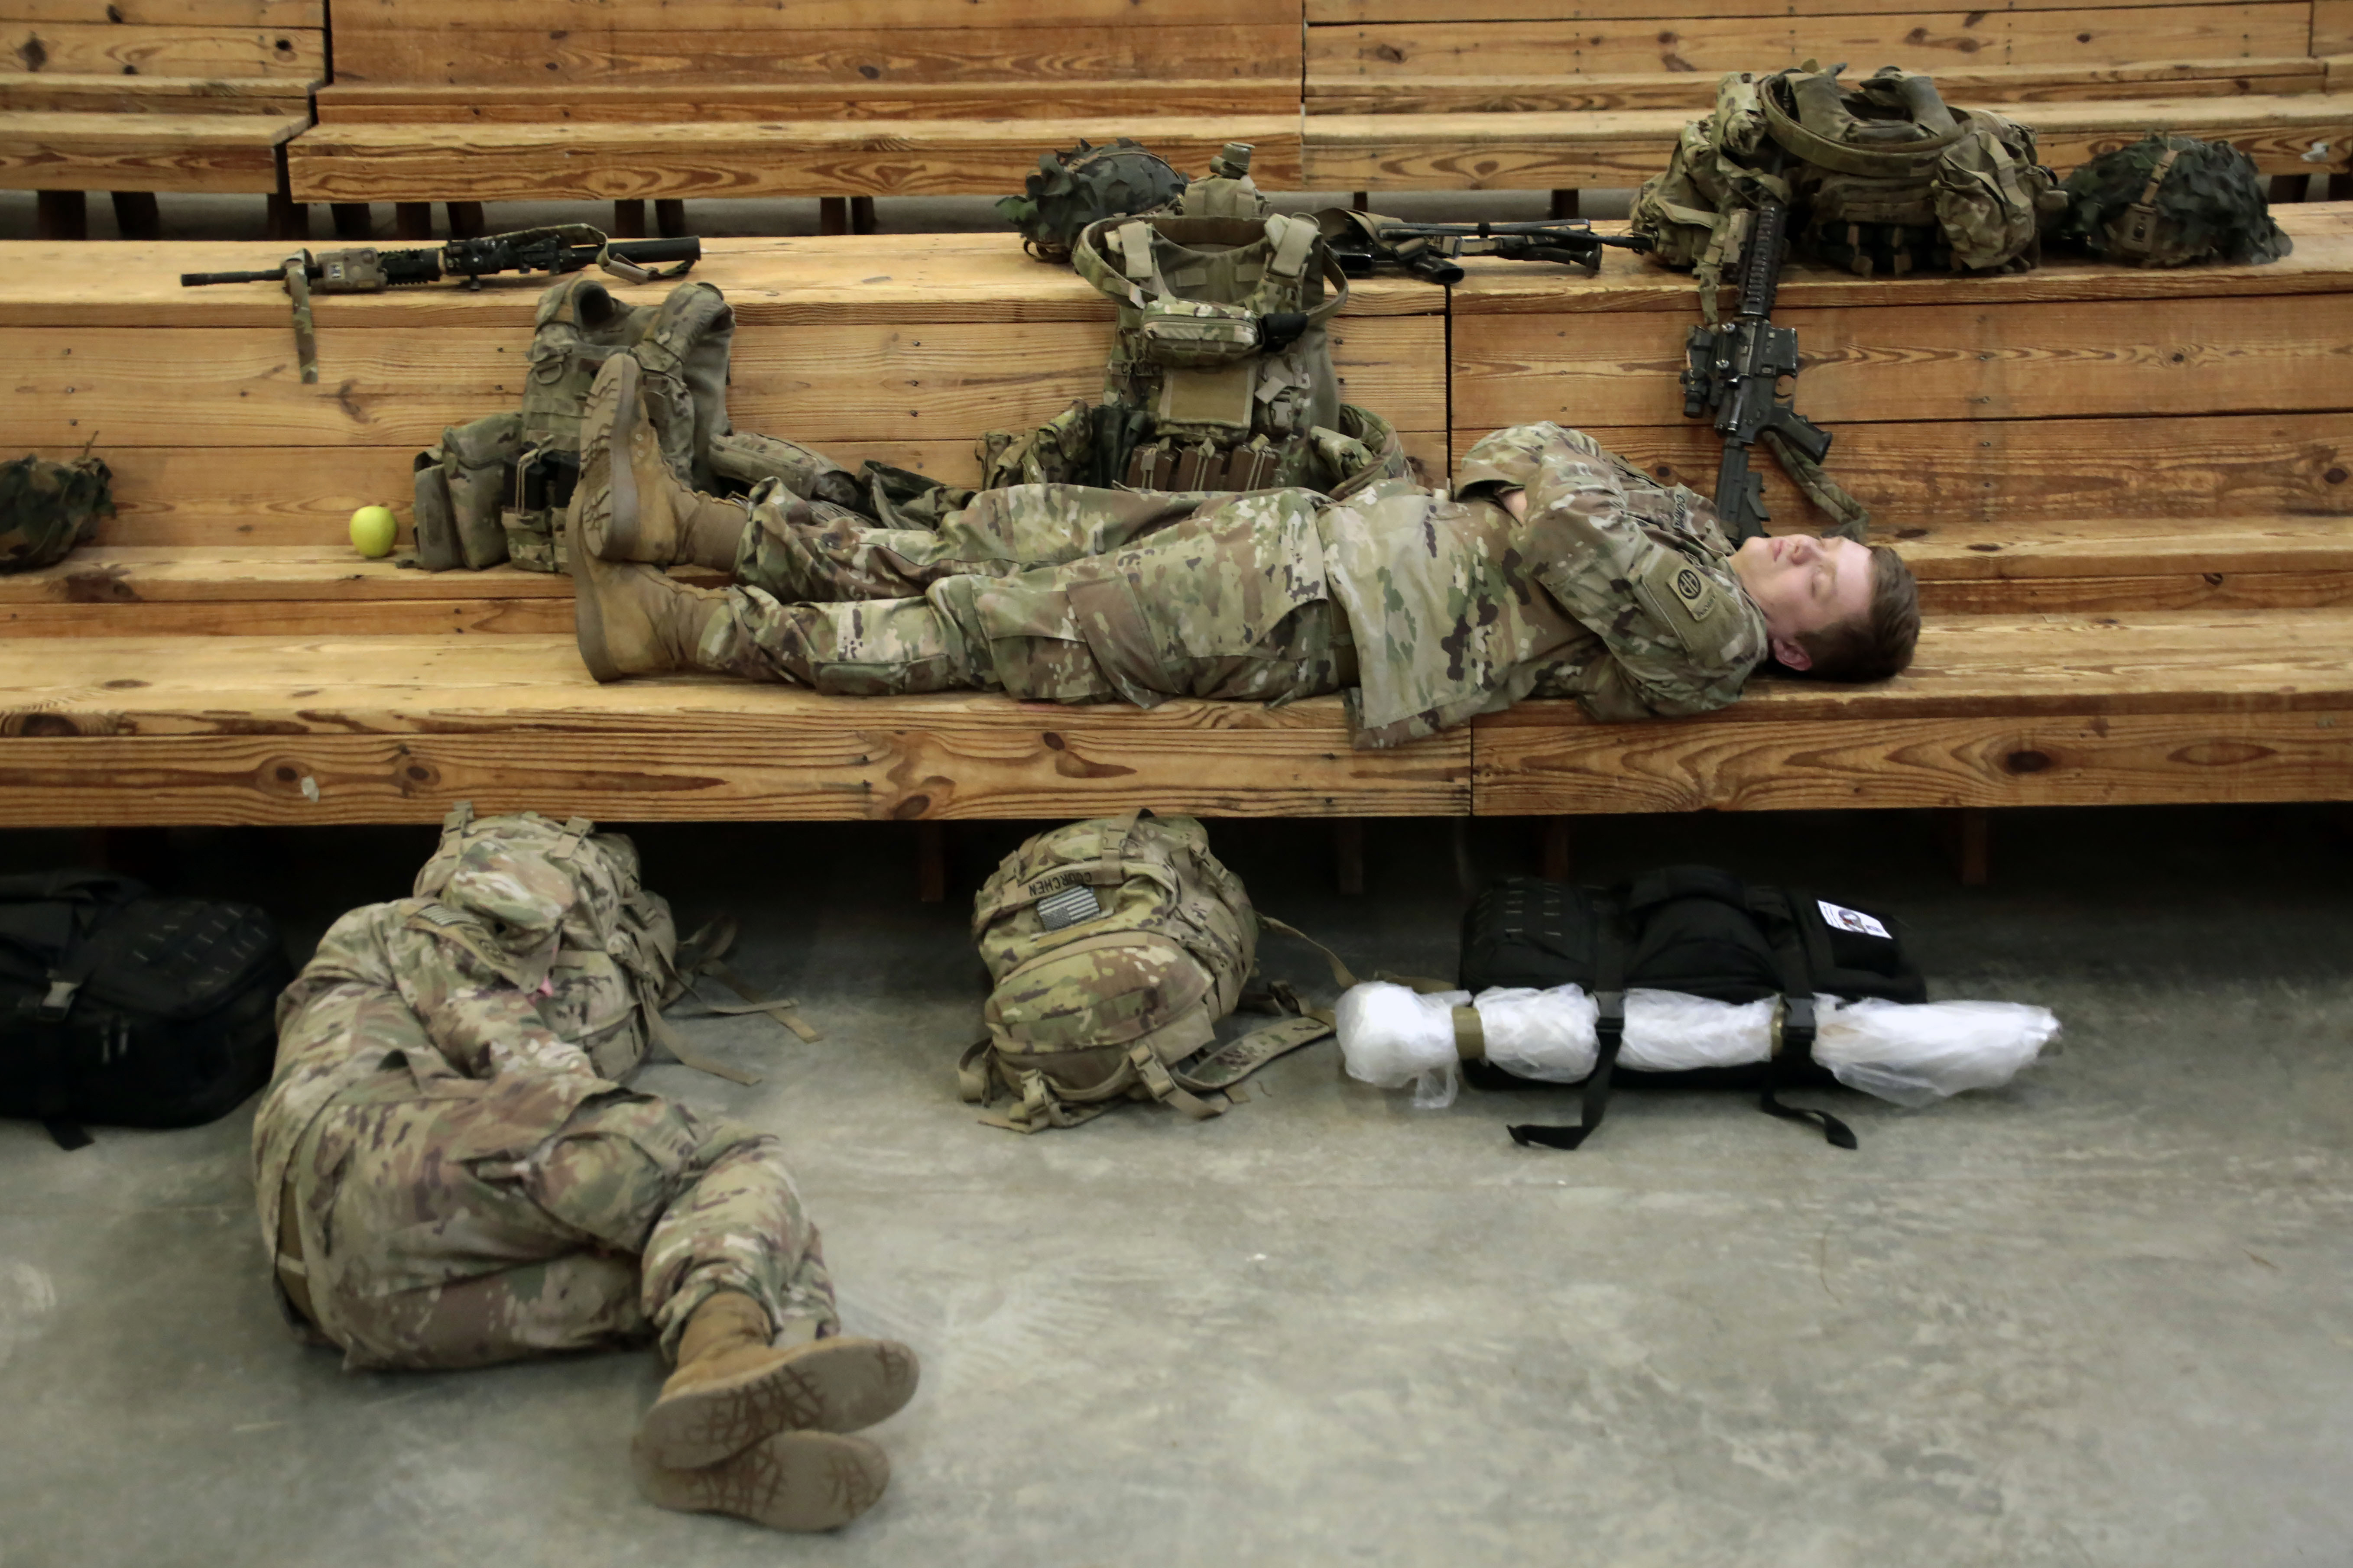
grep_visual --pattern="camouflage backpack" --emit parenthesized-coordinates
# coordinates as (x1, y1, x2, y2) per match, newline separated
(959, 811, 1350, 1132)
(2049, 135, 2292, 268)
(977, 207, 1406, 496)
(1632, 64, 2058, 300)
(0, 454, 113, 575)
(412, 278, 862, 573)
(411, 803, 814, 1084)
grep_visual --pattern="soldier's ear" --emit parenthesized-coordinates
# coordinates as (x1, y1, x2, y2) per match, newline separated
(1770, 633, 1813, 671)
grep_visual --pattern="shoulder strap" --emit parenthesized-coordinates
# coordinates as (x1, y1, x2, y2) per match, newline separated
(1746, 885, 1858, 1149)
(1506, 896, 1624, 1150)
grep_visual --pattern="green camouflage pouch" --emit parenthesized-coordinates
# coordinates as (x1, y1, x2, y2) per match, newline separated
(0, 454, 114, 575)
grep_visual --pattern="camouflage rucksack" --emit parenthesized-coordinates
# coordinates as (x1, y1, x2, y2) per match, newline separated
(1632, 64, 2058, 300)
(2050, 135, 2292, 268)
(977, 208, 1407, 496)
(412, 803, 813, 1084)
(959, 811, 1349, 1132)
(0, 454, 113, 575)
(412, 279, 862, 572)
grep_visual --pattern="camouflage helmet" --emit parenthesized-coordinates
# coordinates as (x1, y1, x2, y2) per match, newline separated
(0, 454, 113, 575)
(2051, 135, 2292, 268)
(996, 138, 1188, 263)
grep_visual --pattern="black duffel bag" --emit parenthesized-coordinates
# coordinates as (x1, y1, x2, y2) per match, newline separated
(0, 871, 290, 1149)
(1459, 866, 1925, 1151)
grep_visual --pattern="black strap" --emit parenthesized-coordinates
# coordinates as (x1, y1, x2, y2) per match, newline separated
(1748, 887, 1857, 1150)
(1509, 897, 1624, 1151)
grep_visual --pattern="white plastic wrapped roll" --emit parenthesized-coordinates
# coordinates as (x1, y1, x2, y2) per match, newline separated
(1334, 980, 2059, 1110)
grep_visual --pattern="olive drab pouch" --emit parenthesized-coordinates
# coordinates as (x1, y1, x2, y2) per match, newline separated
(0, 453, 114, 575)
(1168, 141, 1271, 222)
(412, 412, 521, 571)
(412, 803, 816, 1085)
(960, 811, 1353, 1133)
(2049, 135, 2291, 269)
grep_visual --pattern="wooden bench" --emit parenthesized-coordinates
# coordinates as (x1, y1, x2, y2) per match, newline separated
(0, 1, 321, 240)
(0, 219, 2344, 848)
(1304, 0, 2353, 205)
(1456, 204, 2353, 838)
(283, 0, 1304, 240)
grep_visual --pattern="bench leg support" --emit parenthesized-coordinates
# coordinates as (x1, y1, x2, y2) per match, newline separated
(1334, 819, 1366, 897)
(610, 200, 647, 238)
(656, 199, 689, 238)
(2330, 173, 2353, 202)
(1938, 807, 1991, 887)
(818, 197, 848, 236)
(109, 191, 161, 240)
(36, 190, 88, 241)
(330, 202, 373, 240)
(916, 820, 947, 904)
(1549, 190, 1580, 220)
(266, 192, 308, 242)
(445, 201, 486, 240)
(2269, 174, 2311, 204)
(393, 202, 433, 240)
(1351, 191, 1370, 213)
(1538, 817, 1572, 882)
(848, 196, 875, 235)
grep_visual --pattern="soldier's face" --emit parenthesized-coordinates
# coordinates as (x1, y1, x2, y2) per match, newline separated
(1731, 533, 1874, 669)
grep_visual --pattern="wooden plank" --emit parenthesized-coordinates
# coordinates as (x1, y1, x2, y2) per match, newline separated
(286, 117, 1305, 202)
(1469, 707, 2353, 814)
(1308, 59, 2327, 113)
(1308, 0, 2258, 19)
(0, 594, 574, 636)
(1451, 208, 2353, 315)
(0, 110, 301, 192)
(0, 20, 321, 76)
(0, 314, 1444, 447)
(1457, 416, 2353, 530)
(1306, 6, 2314, 78)
(329, 0, 1278, 32)
(1305, 95, 2353, 188)
(314, 80, 1303, 125)
(0, 3, 320, 23)
(0, 73, 310, 113)
(1918, 569, 2353, 612)
(1452, 295, 2353, 429)
(2319, 0, 2353, 53)
(328, 23, 1301, 88)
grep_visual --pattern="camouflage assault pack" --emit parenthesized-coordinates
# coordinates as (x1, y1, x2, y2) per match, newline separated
(0, 454, 113, 575)
(413, 803, 813, 1083)
(2049, 135, 2292, 268)
(960, 811, 1347, 1132)
(1632, 64, 2059, 299)
(412, 279, 862, 572)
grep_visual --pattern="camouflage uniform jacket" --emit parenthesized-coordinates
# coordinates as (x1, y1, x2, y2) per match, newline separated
(1323, 423, 1769, 748)
(251, 897, 617, 1298)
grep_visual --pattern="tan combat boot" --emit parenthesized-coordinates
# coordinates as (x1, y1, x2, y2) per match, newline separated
(636, 1290, 919, 1471)
(631, 1429, 891, 1533)
(574, 352, 751, 569)
(569, 548, 728, 683)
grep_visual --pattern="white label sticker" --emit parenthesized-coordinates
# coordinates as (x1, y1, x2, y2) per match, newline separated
(1817, 900, 1890, 940)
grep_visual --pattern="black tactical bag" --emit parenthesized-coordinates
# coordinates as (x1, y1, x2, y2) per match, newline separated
(1459, 866, 1924, 1150)
(0, 872, 291, 1148)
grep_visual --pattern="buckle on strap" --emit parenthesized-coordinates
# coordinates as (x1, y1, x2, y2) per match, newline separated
(36, 977, 80, 1021)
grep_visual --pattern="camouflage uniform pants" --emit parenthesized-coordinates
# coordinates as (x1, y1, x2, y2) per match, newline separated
(733, 483, 1210, 603)
(700, 485, 1357, 706)
(279, 1073, 835, 1371)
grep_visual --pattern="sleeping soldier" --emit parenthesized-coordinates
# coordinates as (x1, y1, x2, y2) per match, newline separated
(564, 356, 1919, 746)
(254, 825, 917, 1533)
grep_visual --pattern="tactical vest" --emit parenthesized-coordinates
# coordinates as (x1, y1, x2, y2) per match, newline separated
(412, 278, 863, 572)
(959, 811, 1347, 1132)
(978, 211, 1407, 497)
(1632, 65, 2057, 297)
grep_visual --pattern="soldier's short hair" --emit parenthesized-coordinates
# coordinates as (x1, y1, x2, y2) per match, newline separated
(1796, 545, 1919, 683)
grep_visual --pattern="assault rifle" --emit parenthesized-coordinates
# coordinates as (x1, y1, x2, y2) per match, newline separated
(1677, 201, 1841, 544)
(1326, 215, 1654, 285)
(180, 225, 701, 384)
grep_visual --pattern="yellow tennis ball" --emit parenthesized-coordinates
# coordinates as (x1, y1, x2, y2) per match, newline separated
(349, 504, 398, 558)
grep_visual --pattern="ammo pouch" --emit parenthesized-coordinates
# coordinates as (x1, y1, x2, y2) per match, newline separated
(413, 412, 522, 571)
(1457, 867, 1926, 1150)
(960, 810, 1350, 1133)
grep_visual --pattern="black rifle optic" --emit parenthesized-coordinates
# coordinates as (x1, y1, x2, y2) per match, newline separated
(1331, 218, 1655, 284)
(1677, 201, 1842, 544)
(180, 225, 701, 383)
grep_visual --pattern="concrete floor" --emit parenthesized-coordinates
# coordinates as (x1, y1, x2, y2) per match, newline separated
(1, 804, 2349, 1566)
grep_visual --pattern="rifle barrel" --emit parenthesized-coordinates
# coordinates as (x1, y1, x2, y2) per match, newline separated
(179, 269, 287, 286)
